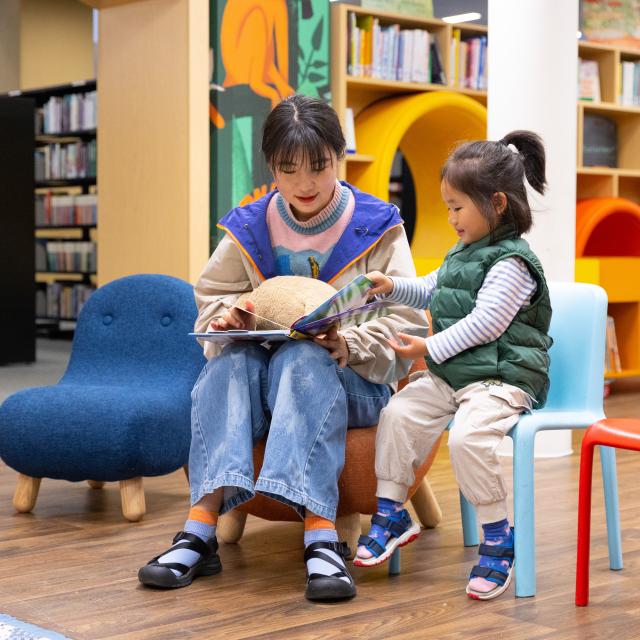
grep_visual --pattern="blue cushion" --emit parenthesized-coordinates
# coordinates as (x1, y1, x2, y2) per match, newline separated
(0, 274, 206, 482)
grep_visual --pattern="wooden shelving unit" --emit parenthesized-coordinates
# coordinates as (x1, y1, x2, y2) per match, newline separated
(576, 41, 640, 379)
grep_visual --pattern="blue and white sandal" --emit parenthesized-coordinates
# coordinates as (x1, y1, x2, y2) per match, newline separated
(466, 531, 515, 600)
(353, 510, 420, 567)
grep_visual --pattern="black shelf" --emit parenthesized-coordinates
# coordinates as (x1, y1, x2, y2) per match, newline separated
(36, 129, 96, 142)
(35, 178, 96, 188)
(4, 80, 96, 102)
(36, 271, 96, 276)
(36, 224, 96, 230)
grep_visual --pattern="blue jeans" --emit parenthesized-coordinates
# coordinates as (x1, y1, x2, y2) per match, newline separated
(189, 340, 391, 521)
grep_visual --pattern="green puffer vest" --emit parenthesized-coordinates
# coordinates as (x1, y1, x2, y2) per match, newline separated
(426, 225, 553, 406)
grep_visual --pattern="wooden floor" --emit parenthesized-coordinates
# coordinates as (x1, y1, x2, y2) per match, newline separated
(1, 382, 640, 639)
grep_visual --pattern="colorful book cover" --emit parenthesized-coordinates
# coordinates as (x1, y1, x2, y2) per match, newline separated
(192, 275, 392, 344)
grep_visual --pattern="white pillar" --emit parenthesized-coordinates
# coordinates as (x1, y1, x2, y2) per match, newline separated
(488, 0, 578, 458)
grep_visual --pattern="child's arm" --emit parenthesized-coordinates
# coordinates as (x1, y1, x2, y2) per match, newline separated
(427, 257, 537, 364)
(367, 270, 439, 309)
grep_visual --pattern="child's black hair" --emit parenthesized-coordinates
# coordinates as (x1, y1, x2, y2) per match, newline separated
(261, 94, 346, 172)
(441, 130, 547, 236)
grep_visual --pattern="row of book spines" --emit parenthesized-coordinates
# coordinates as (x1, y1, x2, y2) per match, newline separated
(36, 91, 97, 135)
(347, 13, 446, 84)
(36, 282, 95, 320)
(448, 30, 487, 91)
(34, 140, 97, 181)
(36, 193, 97, 227)
(35, 240, 97, 274)
(605, 315, 622, 374)
(620, 61, 640, 106)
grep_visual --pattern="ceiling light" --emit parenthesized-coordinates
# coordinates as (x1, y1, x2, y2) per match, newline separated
(442, 12, 482, 24)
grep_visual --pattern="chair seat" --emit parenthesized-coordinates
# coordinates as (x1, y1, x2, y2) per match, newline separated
(584, 419, 640, 451)
(0, 383, 191, 481)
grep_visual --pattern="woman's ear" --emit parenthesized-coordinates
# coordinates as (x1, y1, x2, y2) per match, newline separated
(493, 192, 507, 215)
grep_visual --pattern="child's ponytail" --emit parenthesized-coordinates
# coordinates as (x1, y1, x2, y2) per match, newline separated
(500, 130, 546, 196)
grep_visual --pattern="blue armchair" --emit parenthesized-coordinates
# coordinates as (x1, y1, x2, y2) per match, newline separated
(0, 274, 205, 521)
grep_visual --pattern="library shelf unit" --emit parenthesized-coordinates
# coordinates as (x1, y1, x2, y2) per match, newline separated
(5, 80, 98, 334)
(331, 3, 487, 266)
(575, 41, 640, 380)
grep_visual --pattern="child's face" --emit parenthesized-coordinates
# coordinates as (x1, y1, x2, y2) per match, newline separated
(441, 180, 492, 245)
(272, 149, 339, 221)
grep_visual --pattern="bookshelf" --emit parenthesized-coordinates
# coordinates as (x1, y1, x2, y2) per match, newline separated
(575, 41, 640, 380)
(6, 80, 98, 334)
(330, 3, 487, 261)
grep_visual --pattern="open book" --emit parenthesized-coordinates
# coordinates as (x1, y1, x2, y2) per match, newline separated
(191, 275, 390, 344)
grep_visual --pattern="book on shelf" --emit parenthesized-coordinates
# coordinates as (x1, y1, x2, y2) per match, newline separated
(578, 58, 601, 102)
(35, 139, 97, 181)
(582, 114, 618, 167)
(36, 240, 97, 273)
(36, 192, 97, 226)
(605, 315, 622, 374)
(620, 60, 640, 106)
(347, 12, 445, 85)
(36, 282, 95, 321)
(450, 31, 487, 90)
(344, 107, 357, 154)
(192, 275, 392, 344)
(35, 90, 97, 135)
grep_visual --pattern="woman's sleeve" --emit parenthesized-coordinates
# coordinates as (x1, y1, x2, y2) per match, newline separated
(193, 235, 254, 358)
(341, 225, 429, 384)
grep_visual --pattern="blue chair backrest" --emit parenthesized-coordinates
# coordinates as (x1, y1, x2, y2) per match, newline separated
(61, 274, 205, 389)
(543, 282, 607, 413)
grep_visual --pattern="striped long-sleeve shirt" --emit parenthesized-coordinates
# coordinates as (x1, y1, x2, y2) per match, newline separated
(387, 257, 537, 364)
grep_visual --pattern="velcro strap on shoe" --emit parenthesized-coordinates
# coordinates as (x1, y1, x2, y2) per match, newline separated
(469, 564, 509, 585)
(304, 540, 347, 563)
(371, 512, 408, 538)
(357, 535, 385, 557)
(478, 543, 514, 559)
(371, 513, 392, 529)
(172, 531, 216, 556)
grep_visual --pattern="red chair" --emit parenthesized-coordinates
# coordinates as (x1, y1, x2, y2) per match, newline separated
(575, 419, 640, 606)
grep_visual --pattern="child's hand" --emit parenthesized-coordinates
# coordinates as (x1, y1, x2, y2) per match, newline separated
(366, 270, 394, 296)
(209, 300, 257, 331)
(314, 325, 349, 368)
(388, 332, 428, 359)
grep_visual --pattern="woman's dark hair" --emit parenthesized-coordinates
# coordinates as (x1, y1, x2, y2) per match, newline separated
(261, 94, 346, 172)
(441, 130, 547, 236)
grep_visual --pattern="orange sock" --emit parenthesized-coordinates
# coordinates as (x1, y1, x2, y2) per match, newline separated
(188, 506, 219, 526)
(304, 515, 335, 532)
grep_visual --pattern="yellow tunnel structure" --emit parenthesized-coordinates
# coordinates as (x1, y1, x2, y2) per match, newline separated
(349, 92, 487, 275)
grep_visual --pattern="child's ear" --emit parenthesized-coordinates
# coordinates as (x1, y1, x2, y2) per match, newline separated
(492, 192, 507, 215)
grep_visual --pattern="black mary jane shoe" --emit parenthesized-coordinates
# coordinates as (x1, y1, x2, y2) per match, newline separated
(304, 540, 356, 602)
(138, 531, 222, 589)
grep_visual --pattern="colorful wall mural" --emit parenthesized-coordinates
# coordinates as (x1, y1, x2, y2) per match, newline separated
(209, 0, 331, 249)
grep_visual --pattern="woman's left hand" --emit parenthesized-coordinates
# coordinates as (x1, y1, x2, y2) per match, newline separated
(313, 325, 349, 368)
(388, 332, 428, 359)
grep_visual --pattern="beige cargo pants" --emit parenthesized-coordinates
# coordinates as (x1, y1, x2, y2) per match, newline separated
(375, 370, 532, 524)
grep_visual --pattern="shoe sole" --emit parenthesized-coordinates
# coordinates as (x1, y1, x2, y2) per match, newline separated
(138, 556, 222, 589)
(353, 523, 421, 567)
(466, 563, 514, 600)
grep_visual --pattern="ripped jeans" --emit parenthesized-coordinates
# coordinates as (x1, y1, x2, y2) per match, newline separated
(188, 340, 391, 521)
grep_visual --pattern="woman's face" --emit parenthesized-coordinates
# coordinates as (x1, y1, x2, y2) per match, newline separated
(272, 149, 339, 221)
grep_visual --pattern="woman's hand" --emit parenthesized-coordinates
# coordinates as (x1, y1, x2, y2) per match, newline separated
(209, 300, 257, 331)
(366, 270, 394, 296)
(314, 325, 349, 368)
(388, 332, 427, 359)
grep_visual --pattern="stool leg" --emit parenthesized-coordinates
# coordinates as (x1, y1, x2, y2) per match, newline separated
(13, 474, 41, 513)
(389, 548, 401, 575)
(120, 477, 146, 522)
(459, 491, 479, 547)
(336, 512, 360, 559)
(599, 445, 623, 571)
(410, 478, 442, 528)
(576, 440, 596, 606)
(217, 510, 248, 543)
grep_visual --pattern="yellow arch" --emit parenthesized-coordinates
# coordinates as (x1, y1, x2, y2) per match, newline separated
(350, 92, 487, 273)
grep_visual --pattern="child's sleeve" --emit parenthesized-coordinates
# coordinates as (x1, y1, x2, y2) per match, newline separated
(426, 257, 536, 363)
(382, 270, 439, 309)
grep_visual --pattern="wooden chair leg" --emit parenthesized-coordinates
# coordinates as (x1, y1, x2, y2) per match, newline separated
(13, 474, 41, 513)
(119, 477, 146, 522)
(217, 510, 248, 543)
(410, 477, 442, 529)
(336, 512, 361, 558)
(87, 480, 105, 489)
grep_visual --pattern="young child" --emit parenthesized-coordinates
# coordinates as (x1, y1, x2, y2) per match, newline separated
(137, 95, 427, 602)
(355, 130, 553, 601)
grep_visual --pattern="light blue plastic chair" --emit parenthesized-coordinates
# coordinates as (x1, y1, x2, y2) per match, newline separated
(454, 281, 622, 597)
